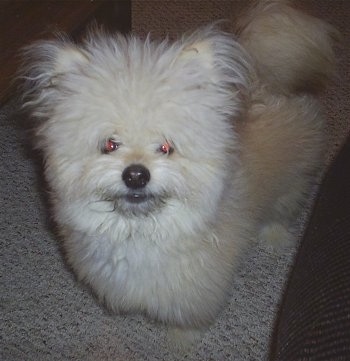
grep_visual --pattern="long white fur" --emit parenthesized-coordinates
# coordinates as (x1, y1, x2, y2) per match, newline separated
(20, 0, 336, 348)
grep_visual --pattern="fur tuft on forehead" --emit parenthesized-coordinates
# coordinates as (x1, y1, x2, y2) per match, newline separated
(20, 25, 250, 119)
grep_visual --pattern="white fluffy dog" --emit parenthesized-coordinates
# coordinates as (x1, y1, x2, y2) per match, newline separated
(21, 0, 336, 346)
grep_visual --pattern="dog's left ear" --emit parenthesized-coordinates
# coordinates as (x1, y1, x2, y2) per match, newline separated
(177, 26, 251, 90)
(178, 39, 216, 71)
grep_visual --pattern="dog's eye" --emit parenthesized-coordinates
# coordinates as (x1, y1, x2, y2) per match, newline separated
(103, 139, 121, 154)
(159, 141, 174, 155)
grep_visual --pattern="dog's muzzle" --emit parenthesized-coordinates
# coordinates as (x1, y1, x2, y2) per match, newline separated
(93, 164, 167, 216)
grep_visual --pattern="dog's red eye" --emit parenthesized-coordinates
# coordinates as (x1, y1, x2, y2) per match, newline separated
(103, 139, 120, 153)
(159, 141, 174, 155)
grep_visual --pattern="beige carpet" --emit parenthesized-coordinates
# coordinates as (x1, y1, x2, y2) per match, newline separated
(1, 1, 349, 361)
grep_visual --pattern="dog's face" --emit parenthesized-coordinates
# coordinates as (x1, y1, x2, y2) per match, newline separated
(22, 27, 249, 227)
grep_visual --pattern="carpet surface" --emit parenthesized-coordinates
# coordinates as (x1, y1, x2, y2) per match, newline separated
(1, 1, 350, 360)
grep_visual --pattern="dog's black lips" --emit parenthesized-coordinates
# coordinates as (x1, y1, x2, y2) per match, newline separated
(98, 191, 168, 216)
(124, 191, 149, 204)
(121, 192, 167, 216)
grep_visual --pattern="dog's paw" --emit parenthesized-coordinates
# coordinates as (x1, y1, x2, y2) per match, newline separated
(167, 327, 203, 353)
(258, 222, 294, 249)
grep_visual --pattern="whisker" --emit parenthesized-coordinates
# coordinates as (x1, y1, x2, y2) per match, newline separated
(88, 199, 116, 213)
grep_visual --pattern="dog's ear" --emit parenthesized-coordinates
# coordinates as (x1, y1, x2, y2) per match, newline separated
(178, 39, 216, 71)
(176, 26, 250, 90)
(21, 40, 88, 86)
(49, 44, 88, 77)
(19, 40, 89, 116)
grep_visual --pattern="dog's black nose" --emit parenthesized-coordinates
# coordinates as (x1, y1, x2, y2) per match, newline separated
(122, 164, 151, 189)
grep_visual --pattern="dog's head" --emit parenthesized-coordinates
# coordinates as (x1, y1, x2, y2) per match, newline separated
(21, 26, 249, 231)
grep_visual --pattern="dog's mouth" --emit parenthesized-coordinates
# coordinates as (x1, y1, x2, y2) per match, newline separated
(123, 191, 149, 204)
(120, 191, 168, 216)
(94, 190, 168, 216)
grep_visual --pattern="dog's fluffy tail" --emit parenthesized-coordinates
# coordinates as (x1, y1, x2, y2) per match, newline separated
(236, 0, 338, 94)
